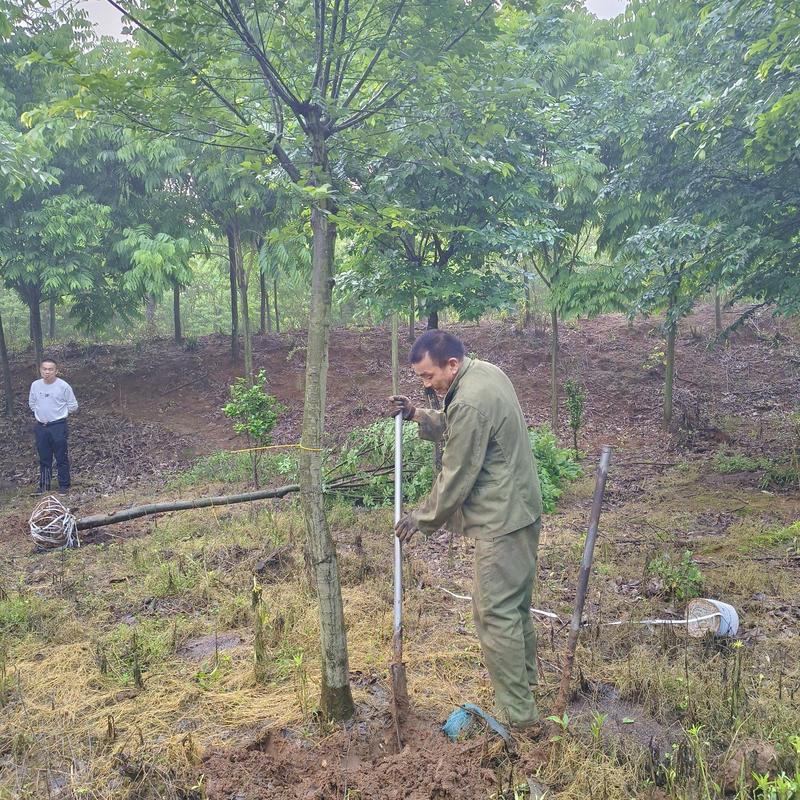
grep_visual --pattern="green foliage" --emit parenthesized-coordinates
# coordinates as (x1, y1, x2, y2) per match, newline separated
(222, 370, 284, 444)
(528, 426, 583, 513)
(222, 370, 285, 487)
(330, 421, 581, 514)
(329, 419, 434, 509)
(713, 452, 765, 473)
(713, 451, 799, 490)
(647, 550, 703, 602)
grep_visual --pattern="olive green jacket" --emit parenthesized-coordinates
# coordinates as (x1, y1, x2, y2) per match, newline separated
(411, 357, 542, 540)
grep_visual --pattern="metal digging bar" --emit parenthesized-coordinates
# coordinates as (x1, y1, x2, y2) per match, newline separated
(552, 444, 613, 718)
(391, 412, 409, 738)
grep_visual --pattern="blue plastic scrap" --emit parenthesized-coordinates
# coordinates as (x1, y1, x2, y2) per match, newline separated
(442, 703, 511, 742)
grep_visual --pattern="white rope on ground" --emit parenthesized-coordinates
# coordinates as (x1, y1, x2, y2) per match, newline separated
(29, 496, 80, 550)
(437, 586, 720, 629)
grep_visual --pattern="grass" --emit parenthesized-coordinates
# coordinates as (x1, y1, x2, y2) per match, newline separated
(0, 450, 797, 799)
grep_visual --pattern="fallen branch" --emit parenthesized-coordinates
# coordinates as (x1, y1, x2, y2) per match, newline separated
(76, 484, 300, 530)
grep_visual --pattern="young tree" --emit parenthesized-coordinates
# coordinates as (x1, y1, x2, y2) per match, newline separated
(85, 0, 502, 720)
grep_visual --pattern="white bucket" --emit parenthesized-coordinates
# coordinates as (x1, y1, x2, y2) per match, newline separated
(686, 598, 739, 638)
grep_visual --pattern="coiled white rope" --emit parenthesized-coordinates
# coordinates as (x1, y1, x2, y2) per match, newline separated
(28, 495, 80, 550)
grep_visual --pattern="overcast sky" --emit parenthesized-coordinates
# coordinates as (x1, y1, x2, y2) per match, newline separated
(79, 0, 629, 41)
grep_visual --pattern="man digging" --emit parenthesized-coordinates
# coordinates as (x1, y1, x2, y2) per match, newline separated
(29, 357, 78, 496)
(390, 330, 543, 736)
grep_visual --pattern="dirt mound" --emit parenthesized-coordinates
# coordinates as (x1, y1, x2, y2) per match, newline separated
(202, 716, 527, 800)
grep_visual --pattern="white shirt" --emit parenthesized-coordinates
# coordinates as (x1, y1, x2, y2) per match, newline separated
(28, 378, 79, 423)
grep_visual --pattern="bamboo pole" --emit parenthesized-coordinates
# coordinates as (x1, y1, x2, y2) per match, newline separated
(552, 445, 612, 717)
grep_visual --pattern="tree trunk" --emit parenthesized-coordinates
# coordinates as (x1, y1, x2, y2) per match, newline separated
(408, 295, 415, 341)
(714, 289, 722, 336)
(273, 276, 280, 334)
(664, 320, 677, 428)
(227, 226, 240, 363)
(524, 273, 532, 329)
(550, 308, 559, 432)
(299, 135, 354, 722)
(0, 311, 13, 416)
(426, 309, 439, 330)
(24, 286, 44, 367)
(172, 281, 182, 344)
(48, 298, 56, 340)
(391, 314, 400, 395)
(259, 267, 267, 335)
(145, 294, 156, 334)
(231, 221, 253, 382)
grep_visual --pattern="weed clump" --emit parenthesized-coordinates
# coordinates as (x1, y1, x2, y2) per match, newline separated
(646, 551, 703, 602)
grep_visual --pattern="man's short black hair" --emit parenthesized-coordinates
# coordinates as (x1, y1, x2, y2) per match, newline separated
(409, 330, 465, 366)
(40, 357, 58, 367)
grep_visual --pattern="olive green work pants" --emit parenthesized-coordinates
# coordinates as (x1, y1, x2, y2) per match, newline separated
(471, 518, 541, 727)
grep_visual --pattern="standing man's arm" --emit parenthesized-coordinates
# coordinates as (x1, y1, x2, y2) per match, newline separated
(29, 383, 37, 417)
(401, 402, 490, 539)
(65, 383, 78, 414)
(389, 394, 445, 441)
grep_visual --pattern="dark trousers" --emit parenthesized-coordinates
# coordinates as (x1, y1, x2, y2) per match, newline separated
(34, 419, 70, 491)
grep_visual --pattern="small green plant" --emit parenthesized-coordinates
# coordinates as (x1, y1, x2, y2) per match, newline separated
(564, 379, 587, 456)
(222, 369, 285, 488)
(292, 649, 311, 720)
(528, 426, 583, 512)
(752, 771, 799, 800)
(195, 653, 232, 690)
(546, 712, 570, 742)
(589, 711, 607, 743)
(647, 550, 703, 601)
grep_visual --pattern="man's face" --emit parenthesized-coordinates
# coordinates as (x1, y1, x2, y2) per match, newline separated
(412, 353, 462, 396)
(39, 362, 57, 383)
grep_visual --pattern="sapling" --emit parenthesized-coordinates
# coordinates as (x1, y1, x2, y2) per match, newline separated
(564, 379, 587, 456)
(222, 369, 285, 488)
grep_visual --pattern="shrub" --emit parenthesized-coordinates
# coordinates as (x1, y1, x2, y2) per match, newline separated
(647, 550, 703, 602)
(328, 419, 434, 508)
(528, 426, 583, 512)
(329, 420, 581, 514)
(222, 369, 285, 487)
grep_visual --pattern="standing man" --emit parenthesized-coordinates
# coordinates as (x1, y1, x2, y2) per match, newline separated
(28, 358, 78, 495)
(390, 330, 543, 732)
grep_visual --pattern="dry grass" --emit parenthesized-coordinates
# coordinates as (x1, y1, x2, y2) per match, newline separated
(0, 454, 798, 799)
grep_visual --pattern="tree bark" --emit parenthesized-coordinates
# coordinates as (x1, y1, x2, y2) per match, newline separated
(408, 294, 415, 341)
(273, 276, 280, 334)
(664, 319, 677, 428)
(172, 281, 182, 344)
(48, 298, 56, 340)
(227, 226, 240, 363)
(145, 294, 156, 334)
(426, 309, 439, 330)
(259, 267, 267, 335)
(550, 308, 559, 432)
(232, 220, 253, 382)
(21, 284, 44, 367)
(0, 311, 13, 416)
(714, 289, 722, 336)
(391, 314, 400, 395)
(299, 131, 354, 721)
(76, 483, 300, 530)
